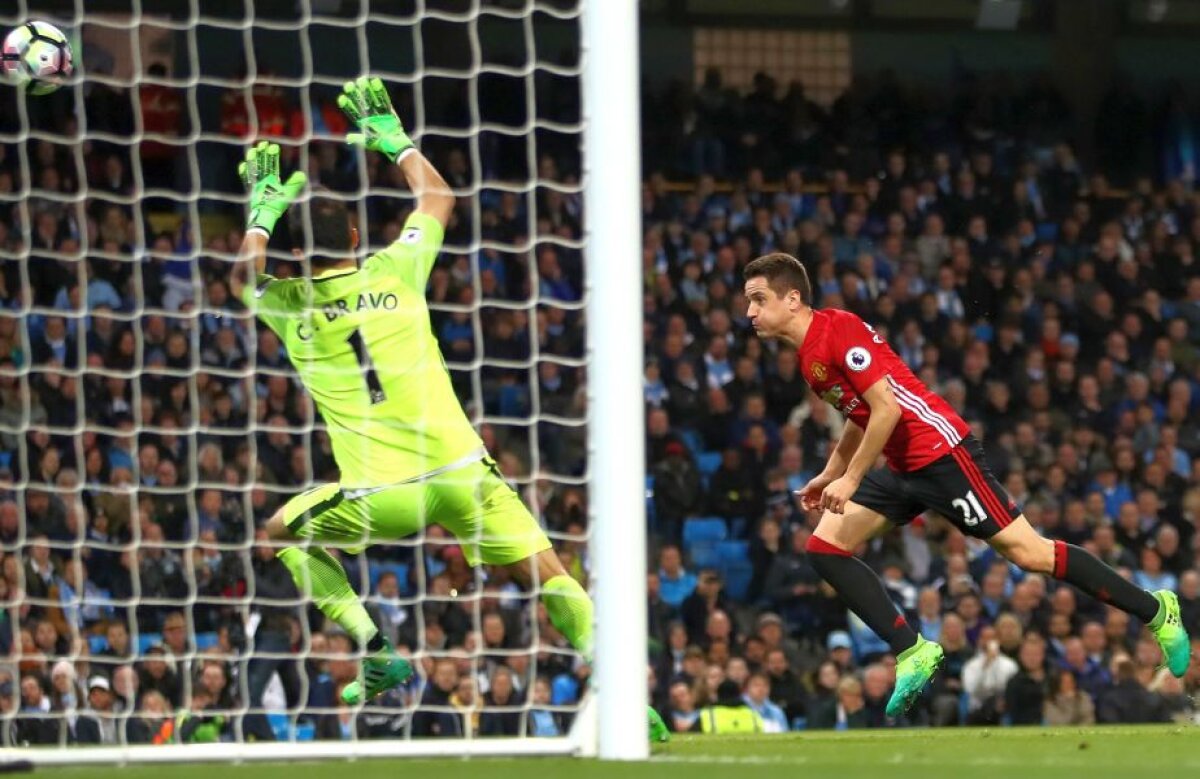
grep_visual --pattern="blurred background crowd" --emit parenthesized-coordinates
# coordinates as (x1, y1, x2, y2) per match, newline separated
(4, 2, 1200, 746)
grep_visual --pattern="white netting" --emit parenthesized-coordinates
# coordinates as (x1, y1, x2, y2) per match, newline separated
(0, 0, 592, 749)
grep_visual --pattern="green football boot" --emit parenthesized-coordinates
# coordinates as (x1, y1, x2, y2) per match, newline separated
(341, 637, 414, 705)
(1149, 590, 1192, 677)
(886, 635, 944, 718)
(648, 706, 671, 743)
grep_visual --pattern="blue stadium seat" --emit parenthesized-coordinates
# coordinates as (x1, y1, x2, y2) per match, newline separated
(498, 384, 529, 417)
(267, 713, 290, 742)
(552, 673, 579, 706)
(682, 517, 727, 545)
(137, 633, 162, 653)
(88, 635, 107, 654)
(677, 428, 705, 456)
(722, 564, 753, 601)
(687, 541, 720, 568)
(716, 540, 748, 564)
(194, 632, 219, 650)
(696, 451, 722, 478)
(1035, 221, 1059, 243)
(294, 722, 316, 742)
(684, 518, 727, 567)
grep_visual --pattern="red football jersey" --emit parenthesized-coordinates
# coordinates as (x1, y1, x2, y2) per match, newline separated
(797, 308, 970, 472)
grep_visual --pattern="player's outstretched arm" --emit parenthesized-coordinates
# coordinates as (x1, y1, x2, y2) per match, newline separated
(339, 76, 455, 228)
(231, 141, 307, 301)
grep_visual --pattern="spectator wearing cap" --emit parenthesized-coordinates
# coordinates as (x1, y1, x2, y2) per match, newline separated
(49, 659, 80, 712)
(74, 675, 119, 744)
(652, 441, 704, 545)
(826, 630, 855, 673)
(755, 612, 803, 670)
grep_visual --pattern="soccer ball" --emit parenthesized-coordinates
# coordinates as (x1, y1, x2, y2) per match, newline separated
(2, 21, 73, 96)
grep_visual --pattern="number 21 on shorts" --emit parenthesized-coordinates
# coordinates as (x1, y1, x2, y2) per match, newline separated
(952, 490, 987, 527)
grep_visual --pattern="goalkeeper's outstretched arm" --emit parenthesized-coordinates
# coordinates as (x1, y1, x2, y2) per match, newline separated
(230, 142, 306, 302)
(339, 76, 455, 228)
(397, 148, 455, 229)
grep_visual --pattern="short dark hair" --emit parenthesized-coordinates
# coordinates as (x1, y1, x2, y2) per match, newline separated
(294, 195, 352, 268)
(743, 252, 811, 304)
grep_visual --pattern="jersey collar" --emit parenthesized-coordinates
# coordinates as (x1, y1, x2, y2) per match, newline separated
(797, 308, 827, 356)
(311, 266, 358, 284)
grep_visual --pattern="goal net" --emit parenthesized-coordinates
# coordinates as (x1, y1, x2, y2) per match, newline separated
(0, 0, 645, 763)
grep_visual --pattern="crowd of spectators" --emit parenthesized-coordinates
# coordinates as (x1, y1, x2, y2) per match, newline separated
(639, 67, 1200, 731)
(3, 37, 1200, 745)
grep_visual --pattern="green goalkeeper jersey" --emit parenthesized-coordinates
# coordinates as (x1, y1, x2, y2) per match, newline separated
(241, 212, 483, 488)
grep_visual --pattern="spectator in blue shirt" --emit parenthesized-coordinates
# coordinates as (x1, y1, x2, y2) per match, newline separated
(658, 545, 697, 609)
(743, 672, 789, 733)
(1133, 547, 1178, 594)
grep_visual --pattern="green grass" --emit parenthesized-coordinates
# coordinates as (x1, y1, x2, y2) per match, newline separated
(33, 726, 1200, 779)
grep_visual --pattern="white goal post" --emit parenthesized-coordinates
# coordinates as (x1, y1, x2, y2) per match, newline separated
(1, 0, 645, 766)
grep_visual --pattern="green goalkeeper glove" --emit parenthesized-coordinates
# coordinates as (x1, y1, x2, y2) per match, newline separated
(239, 141, 307, 237)
(338, 76, 415, 163)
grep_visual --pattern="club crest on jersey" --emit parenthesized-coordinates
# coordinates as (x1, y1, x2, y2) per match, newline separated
(845, 346, 872, 372)
(810, 362, 827, 382)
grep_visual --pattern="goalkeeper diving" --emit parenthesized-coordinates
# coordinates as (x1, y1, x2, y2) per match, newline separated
(231, 77, 669, 741)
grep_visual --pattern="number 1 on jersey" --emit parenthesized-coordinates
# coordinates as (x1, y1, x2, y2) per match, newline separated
(347, 328, 386, 404)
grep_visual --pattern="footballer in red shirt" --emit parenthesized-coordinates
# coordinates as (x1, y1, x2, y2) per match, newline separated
(743, 253, 1190, 717)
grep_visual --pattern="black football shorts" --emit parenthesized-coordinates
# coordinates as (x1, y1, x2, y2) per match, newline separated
(850, 435, 1022, 538)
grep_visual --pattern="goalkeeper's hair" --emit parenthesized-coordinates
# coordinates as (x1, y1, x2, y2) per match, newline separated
(743, 252, 812, 304)
(294, 193, 353, 269)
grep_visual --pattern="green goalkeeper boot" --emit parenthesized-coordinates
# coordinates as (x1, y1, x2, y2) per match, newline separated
(648, 706, 670, 743)
(341, 637, 414, 705)
(886, 635, 943, 718)
(1149, 590, 1192, 677)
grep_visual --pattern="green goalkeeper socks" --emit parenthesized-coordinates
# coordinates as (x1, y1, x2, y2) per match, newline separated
(278, 546, 379, 648)
(542, 574, 594, 659)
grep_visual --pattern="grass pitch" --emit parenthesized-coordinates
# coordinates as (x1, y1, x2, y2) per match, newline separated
(38, 725, 1200, 779)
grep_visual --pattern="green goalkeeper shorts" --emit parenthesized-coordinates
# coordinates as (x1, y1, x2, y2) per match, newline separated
(280, 456, 552, 566)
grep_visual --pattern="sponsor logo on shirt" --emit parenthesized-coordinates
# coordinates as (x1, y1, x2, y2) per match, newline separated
(845, 346, 872, 372)
(820, 385, 844, 407)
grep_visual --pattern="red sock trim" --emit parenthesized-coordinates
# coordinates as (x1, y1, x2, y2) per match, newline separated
(1053, 540, 1068, 579)
(806, 534, 853, 557)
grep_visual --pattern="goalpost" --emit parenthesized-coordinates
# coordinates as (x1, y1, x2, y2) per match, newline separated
(1, 0, 644, 765)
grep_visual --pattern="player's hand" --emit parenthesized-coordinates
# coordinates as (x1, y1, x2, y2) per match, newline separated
(819, 475, 859, 515)
(796, 472, 834, 512)
(239, 141, 307, 237)
(339, 76, 415, 162)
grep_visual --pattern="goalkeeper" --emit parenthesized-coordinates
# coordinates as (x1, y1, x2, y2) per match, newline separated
(231, 78, 668, 741)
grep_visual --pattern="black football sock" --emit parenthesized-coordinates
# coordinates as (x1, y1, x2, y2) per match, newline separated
(1053, 540, 1159, 623)
(806, 535, 919, 655)
(365, 632, 387, 653)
